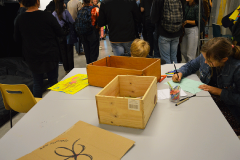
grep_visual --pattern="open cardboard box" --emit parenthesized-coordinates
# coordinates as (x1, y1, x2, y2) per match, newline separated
(87, 56, 161, 87)
(96, 75, 157, 129)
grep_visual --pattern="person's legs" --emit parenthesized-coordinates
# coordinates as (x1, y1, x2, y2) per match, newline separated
(158, 36, 171, 64)
(153, 28, 160, 58)
(170, 37, 180, 63)
(32, 72, 44, 98)
(66, 44, 74, 72)
(122, 41, 133, 54)
(46, 65, 58, 87)
(145, 19, 155, 56)
(82, 35, 91, 64)
(88, 29, 99, 63)
(59, 38, 68, 71)
(75, 40, 79, 54)
(186, 27, 198, 61)
(111, 43, 124, 56)
(180, 30, 189, 62)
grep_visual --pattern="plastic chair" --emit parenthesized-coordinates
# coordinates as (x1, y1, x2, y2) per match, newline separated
(0, 84, 42, 128)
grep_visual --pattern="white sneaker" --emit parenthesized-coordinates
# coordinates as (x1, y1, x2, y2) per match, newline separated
(99, 46, 102, 50)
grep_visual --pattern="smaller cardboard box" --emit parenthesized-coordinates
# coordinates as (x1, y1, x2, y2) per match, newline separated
(96, 75, 157, 129)
(87, 56, 161, 87)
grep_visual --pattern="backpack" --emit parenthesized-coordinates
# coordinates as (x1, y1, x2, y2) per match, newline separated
(75, 6, 94, 36)
(161, 0, 183, 33)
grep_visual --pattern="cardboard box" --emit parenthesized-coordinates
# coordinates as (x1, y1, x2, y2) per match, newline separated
(18, 121, 135, 160)
(87, 56, 161, 87)
(96, 75, 157, 129)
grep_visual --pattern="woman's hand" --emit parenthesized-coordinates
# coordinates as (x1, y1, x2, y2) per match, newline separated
(198, 85, 222, 96)
(172, 72, 183, 83)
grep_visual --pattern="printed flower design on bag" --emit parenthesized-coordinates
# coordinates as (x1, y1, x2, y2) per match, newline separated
(54, 139, 93, 160)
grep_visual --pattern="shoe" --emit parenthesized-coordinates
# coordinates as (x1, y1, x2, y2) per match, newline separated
(101, 38, 106, 40)
(78, 52, 85, 55)
(99, 46, 102, 50)
(59, 62, 63, 66)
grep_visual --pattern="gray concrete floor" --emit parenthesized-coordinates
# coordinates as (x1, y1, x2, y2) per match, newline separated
(1, 35, 240, 140)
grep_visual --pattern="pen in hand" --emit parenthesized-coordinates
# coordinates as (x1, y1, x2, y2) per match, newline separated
(173, 61, 179, 79)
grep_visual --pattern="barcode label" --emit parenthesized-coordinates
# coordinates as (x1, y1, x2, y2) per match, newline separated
(128, 99, 140, 111)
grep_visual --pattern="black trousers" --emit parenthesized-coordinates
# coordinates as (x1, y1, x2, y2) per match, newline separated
(145, 18, 155, 56)
(82, 29, 99, 64)
(59, 38, 74, 72)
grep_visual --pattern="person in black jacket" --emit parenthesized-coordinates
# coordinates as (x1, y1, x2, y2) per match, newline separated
(14, 0, 66, 98)
(151, 0, 185, 64)
(98, 0, 141, 56)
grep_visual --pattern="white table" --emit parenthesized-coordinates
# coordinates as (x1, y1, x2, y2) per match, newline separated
(1, 64, 240, 160)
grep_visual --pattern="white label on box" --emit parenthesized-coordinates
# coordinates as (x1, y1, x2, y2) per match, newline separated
(128, 99, 140, 111)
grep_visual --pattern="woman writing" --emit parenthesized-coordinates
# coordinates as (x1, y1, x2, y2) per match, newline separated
(173, 37, 240, 135)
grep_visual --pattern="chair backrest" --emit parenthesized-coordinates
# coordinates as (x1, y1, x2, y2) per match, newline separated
(0, 84, 37, 113)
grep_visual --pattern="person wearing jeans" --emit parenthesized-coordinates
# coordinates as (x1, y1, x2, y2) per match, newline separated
(181, 26, 199, 62)
(158, 36, 179, 64)
(98, 0, 141, 56)
(111, 41, 133, 56)
(151, 0, 185, 64)
(32, 66, 58, 98)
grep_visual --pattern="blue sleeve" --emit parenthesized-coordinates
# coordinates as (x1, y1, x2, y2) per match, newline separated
(178, 54, 202, 78)
(220, 66, 240, 106)
(65, 10, 75, 23)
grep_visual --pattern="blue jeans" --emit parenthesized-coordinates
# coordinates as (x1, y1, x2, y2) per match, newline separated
(111, 41, 133, 56)
(158, 36, 179, 64)
(32, 65, 58, 98)
(75, 37, 83, 53)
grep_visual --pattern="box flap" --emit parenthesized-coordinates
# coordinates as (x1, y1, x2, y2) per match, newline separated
(18, 121, 135, 160)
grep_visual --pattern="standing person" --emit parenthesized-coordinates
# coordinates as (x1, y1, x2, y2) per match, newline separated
(53, 0, 75, 74)
(75, 0, 99, 64)
(181, 0, 201, 62)
(172, 37, 240, 135)
(141, 0, 154, 56)
(98, 0, 141, 56)
(67, 0, 84, 55)
(14, 0, 66, 98)
(151, 0, 185, 64)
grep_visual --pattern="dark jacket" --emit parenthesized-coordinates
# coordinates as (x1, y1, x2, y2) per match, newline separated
(151, 0, 185, 38)
(44, 0, 55, 13)
(98, 0, 141, 42)
(14, 11, 65, 73)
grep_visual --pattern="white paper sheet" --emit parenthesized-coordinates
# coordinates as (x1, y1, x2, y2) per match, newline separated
(157, 89, 187, 100)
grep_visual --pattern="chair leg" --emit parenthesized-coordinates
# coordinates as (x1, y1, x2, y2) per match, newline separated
(10, 110, 12, 128)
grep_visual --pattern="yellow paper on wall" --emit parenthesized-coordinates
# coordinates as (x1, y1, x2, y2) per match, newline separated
(216, 0, 227, 25)
(48, 74, 89, 94)
(229, 5, 240, 21)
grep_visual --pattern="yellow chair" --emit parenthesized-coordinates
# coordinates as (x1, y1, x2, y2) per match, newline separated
(0, 84, 42, 128)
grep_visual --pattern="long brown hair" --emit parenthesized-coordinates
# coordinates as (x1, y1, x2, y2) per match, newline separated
(55, 0, 64, 20)
(201, 37, 240, 64)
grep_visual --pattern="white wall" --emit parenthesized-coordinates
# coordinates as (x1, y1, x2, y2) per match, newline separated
(39, 0, 52, 10)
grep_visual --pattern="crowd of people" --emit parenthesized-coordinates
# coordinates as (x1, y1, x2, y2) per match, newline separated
(13, 0, 240, 135)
